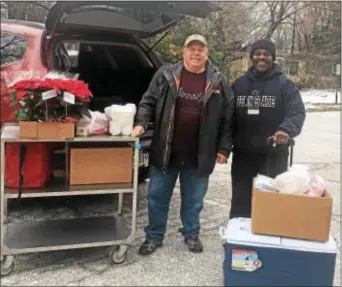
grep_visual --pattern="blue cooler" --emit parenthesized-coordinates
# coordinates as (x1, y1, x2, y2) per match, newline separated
(222, 218, 337, 287)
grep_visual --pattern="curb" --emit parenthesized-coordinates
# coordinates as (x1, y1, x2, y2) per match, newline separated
(305, 105, 341, 113)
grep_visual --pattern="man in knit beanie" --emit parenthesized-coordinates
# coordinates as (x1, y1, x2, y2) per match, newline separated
(229, 39, 306, 219)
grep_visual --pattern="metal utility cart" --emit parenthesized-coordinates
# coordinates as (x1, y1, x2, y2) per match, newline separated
(0, 125, 139, 276)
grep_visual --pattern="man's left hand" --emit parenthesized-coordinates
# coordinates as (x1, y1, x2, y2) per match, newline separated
(273, 130, 289, 145)
(217, 153, 228, 164)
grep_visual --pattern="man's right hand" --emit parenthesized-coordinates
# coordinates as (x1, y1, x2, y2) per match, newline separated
(131, 125, 145, 137)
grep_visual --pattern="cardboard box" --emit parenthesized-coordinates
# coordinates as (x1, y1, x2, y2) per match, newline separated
(69, 147, 133, 185)
(37, 122, 75, 139)
(19, 121, 75, 139)
(19, 121, 38, 138)
(251, 187, 333, 242)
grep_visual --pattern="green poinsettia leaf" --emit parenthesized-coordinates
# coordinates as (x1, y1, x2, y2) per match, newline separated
(9, 91, 18, 105)
(9, 90, 16, 100)
(16, 108, 30, 121)
(9, 101, 18, 107)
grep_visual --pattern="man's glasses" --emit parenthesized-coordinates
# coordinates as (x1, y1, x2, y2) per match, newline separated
(253, 50, 272, 57)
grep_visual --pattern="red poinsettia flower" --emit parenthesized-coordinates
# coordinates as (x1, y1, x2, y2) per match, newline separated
(53, 79, 93, 99)
(16, 90, 27, 99)
(9, 77, 93, 101)
(10, 79, 30, 91)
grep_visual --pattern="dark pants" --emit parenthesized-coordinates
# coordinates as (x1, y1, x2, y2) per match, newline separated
(229, 149, 289, 219)
(144, 165, 209, 243)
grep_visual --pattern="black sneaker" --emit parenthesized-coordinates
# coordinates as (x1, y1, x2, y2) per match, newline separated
(184, 235, 203, 253)
(138, 240, 162, 256)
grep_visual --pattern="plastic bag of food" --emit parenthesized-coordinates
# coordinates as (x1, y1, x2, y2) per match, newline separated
(76, 110, 109, 136)
(255, 174, 278, 192)
(304, 174, 326, 197)
(274, 170, 311, 195)
(274, 164, 325, 197)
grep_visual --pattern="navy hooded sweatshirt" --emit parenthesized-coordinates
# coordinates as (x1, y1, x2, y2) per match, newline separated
(231, 63, 306, 154)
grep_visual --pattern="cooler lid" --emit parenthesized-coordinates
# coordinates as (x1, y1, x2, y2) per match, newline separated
(225, 218, 281, 247)
(281, 235, 337, 253)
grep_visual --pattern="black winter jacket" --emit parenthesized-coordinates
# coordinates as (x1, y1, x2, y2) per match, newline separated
(135, 60, 235, 176)
(231, 64, 306, 154)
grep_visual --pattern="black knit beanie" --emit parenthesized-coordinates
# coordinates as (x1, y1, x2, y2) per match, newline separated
(250, 39, 276, 61)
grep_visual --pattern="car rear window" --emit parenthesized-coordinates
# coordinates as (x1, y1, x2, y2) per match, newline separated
(0, 32, 28, 65)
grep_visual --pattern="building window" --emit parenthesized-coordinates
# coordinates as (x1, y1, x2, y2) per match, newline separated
(332, 63, 341, 76)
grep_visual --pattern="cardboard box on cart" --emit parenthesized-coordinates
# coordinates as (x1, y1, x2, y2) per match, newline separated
(251, 182, 333, 242)
(69, 146, 133, 185)
(19, 121, 75, 138)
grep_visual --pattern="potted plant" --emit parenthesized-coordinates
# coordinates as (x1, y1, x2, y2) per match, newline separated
(9, 77, 93, 138)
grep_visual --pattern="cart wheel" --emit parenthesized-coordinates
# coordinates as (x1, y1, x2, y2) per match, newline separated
(1, 255, 14, 277)
(109, 245, 128, 264)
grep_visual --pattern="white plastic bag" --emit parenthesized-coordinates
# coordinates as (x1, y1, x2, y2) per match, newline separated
(88, 111, 109, 135)
(274, 164, 325, 197)
(255, 174, 278, 192)
(104, 104, 137, 136)
(274, 171, 311, 195)
(304, 174, 326, 197)
(76, 110, 109, 136)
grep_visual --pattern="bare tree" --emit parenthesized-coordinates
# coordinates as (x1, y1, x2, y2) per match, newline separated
(295, 1, 341, 54)
(3, 1, 55, 22)
(248, 1, 313, 40)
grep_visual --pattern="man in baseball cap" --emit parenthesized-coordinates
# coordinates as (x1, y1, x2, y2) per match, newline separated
(132, 34, 234, 256)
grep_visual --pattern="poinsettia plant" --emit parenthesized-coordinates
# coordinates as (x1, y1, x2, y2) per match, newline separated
(9, 77, 93, 122)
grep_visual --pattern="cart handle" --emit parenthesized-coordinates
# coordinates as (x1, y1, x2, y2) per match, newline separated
(266, 136, 295, 167)
(266, 136, 295, 147)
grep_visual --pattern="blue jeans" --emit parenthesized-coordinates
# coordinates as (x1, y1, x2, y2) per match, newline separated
(144, 166, 209, 243)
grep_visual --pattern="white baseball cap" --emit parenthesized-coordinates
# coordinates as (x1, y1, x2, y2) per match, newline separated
(184, 34, 208, 47)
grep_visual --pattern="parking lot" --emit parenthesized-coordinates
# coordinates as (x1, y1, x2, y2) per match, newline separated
(1, 111, 340, 286)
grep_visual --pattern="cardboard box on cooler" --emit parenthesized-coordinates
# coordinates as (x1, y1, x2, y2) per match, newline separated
(251, 184, 333, 242)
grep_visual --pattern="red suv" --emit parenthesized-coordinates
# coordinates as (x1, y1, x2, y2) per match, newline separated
(1, 19, 48, 125)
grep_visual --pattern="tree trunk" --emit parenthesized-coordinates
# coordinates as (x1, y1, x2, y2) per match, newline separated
(304, 34, 311, 53)
(291, 10, 297, 55)
(284, 31, 288, 53)
(297, 29, 301, 52)
(265, 23, 278, 39)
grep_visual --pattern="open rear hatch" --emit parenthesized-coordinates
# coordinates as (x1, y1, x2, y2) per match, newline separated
(43, 2, 219, 171)
(45, 1, 220, 38)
